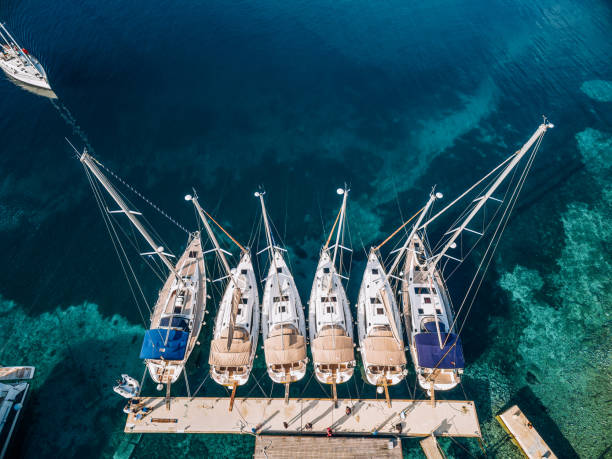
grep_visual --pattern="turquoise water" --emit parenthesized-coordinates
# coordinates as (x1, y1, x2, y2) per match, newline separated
(0, 0, 611, 457)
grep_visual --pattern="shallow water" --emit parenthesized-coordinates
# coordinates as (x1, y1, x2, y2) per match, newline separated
(0, 0, 611, 457)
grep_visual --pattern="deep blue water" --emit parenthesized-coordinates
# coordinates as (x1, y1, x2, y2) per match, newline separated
(0, 0, 611, 457)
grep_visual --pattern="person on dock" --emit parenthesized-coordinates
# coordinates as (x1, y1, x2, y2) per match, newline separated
(345, 406, 352, 416)
(326, 427, 333, 437)
(283, 421, 289, 429)
(304, 422, 313, 430)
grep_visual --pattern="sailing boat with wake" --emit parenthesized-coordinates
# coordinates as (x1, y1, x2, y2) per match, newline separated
(389, 120, 553, 395)
(309, 188, 356, 401)
(0, 23, 56, 98)
(78, 149, 206, 400)
(256, 191, 307, 402)
(187, 194, 259, 408)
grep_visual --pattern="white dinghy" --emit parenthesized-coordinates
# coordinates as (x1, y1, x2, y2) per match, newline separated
(256, 191, 307, 403)
(187, 194, 259, 410)
(0, 23, 56, 97)
(308, 188, 355, 401)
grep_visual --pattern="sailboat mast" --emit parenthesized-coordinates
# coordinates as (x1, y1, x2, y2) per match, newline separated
(331, 188, 348, 270)
(386, 191, 438, 278)
(428, 121, 553, 270)
(80, 151, 178, 277)
(189, 195, 232, 277)
(256, 192, 275, 252)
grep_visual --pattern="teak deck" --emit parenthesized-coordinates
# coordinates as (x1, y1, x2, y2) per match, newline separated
(497, 405, 557, 459)
(124, 397, 481, 437)
(253, 436, 402, 458)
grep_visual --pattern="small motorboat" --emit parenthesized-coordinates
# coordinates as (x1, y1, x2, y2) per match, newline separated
(113, 374, 140, 399)
(0, 23, 56, 97)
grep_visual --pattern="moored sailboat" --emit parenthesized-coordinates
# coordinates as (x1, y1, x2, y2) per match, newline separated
(256, 191, 307, 402)
(78, 150, 206, 401)
(357, 248, 407, 398)
(187, 194, 259, 408)
(308, 188, 356, 400)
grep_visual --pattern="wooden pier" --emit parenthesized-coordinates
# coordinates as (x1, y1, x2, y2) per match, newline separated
(253, 436, 402, 458)
(124, 397, 481, 437)
(497, 405, 556, 459)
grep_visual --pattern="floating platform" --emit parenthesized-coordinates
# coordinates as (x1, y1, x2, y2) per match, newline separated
(497, 405, 556, 459)
(253, 435, 402, 458)
(124, 397, 481, 437)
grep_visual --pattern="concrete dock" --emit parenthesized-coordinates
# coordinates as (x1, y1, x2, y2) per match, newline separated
(497, 405, 556, 459)
(124, 397, 481, 437)
(253, 436, 403, 458)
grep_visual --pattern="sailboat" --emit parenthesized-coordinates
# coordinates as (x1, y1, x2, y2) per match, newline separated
(357, 248, 407, 398)
(256, 191, 307, 402)
(78, 150, 206, 399)
(390, 120, 554, 394)
(309, 188, 356, 400)
(186, 194, 259, 408)
(0, 23, 56, 97)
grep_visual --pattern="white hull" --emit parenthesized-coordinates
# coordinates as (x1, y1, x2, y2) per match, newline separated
(0, 45, 53, 92)
(357, 251, 407, 386)
(261, 249, 308, 384)
(209, 252, 260, 387)
(402, 234, 463, 392)
(308, 250, 355, 385)
(144, 234, 206, 385)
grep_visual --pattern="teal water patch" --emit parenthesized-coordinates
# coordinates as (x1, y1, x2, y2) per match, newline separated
(0, 297, 144, 458)
(580, 80, 612, 102)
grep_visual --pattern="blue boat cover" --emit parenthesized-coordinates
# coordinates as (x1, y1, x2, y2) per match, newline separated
(140, 328, 189, 361)
(415, 333, 465, 369)
(423, 321, 446, 333)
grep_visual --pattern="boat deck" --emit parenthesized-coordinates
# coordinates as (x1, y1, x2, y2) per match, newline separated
(497, 405, 557, 459)
(253, 435, 402, 458)
(124, 397, 481, 437)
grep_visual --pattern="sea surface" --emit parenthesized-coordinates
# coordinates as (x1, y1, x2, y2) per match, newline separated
(0, 0, 611, 458)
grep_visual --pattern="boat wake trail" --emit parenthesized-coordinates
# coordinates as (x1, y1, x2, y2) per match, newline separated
(50, 98, 96, 154)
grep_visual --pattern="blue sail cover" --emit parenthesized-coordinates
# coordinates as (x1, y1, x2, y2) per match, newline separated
(139, 329, 189, 361)
(415, 333, 465, 369)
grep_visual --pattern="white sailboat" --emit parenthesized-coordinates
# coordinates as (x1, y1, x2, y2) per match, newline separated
(357, 248, 407, 397)
(79, 150, 206, 400)
(309, 188, 356, 398)
(0, 23, 56, 97)
(390, 121, 554, 395)
(187, 194, 259, 407)
(256, 191, 307, 401)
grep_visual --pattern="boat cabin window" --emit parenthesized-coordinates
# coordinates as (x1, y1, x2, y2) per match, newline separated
(376, 307, 384, 315)
(240, 298, 248, 304)
(273, 295, 289, 302)
(423, 297, 431, 304)
(370, 297, 381, 304)
(418, 308, 424, 314)
(277, 267, 283, 273)
(436, 309, 442, 314)
(415, 266, 421, 271)
(326, 306, 335, 314)
(237, 308, 242, 316)
(278, 305, 287, 313)
(415, 287, 435, 295)
(323, 267, 330, 273)
(372, 268, 379, 275)
(241, 269, 248, 274)
(159, 317, 189, 330)
(189, 251, 198, 258)
(321, 296, 337, 303)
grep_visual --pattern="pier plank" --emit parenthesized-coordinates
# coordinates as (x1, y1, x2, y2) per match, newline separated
(124, 397, 481, 438)
(253, 436, 402, 458)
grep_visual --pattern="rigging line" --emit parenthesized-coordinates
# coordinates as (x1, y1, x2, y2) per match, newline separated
(90, 154, 191, 235)
(190, 373, 210, 400)
(199, 206, 246, 252)
(453, 134, 542, 341)
(85, 167, 152, 324)
(374, 206, 425, 252)
(323, 203, 342, 250)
